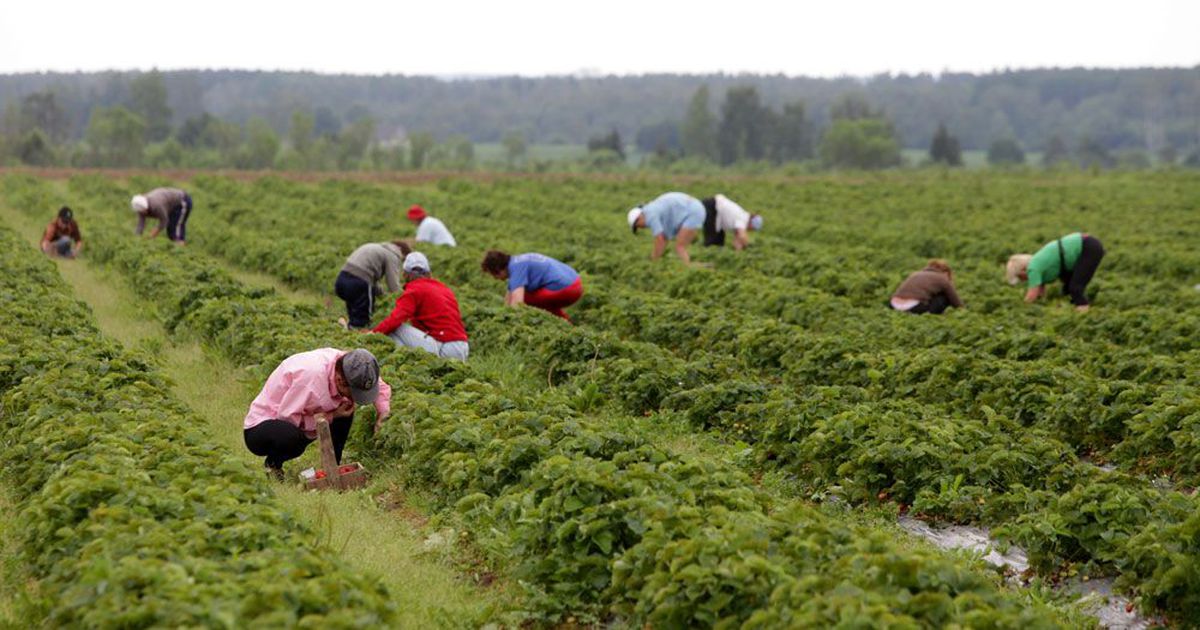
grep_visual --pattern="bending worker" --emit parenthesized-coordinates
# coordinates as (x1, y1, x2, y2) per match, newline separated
(889, 259, 964, 314)
(132, 187, 193, 244)
(334, 240, 412, 329)
(41, 206, 83, 258)
(481, 250, 583, 320)
(627, 191, 704, 264)
(370, 252, 470, 360)
(243, 348, 390, 481)
(701, 194, 764, 250)
(407, 205, 456, 247)
(1006, 232, 1105, 312)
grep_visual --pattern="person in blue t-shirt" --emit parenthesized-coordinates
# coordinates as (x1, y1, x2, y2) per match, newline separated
(481, 250, 583, 321)
(626, 192, 705, 264)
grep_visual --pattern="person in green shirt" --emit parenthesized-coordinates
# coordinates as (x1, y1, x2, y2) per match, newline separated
(1005, 232, 1105, 312)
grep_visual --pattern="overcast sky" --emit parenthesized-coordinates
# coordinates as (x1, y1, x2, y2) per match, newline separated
(2, 0, 1197, 77)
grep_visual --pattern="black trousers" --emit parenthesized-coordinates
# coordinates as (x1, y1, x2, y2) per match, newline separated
(334, 270, 377, 329)
(888, 294, 951, 315)
(1061, 236, 1105, 306)
(165, 193, 192, 242)
(910, 294, 951, 315)
(701, 197, 725, 247)
(244, 416, 353, 470)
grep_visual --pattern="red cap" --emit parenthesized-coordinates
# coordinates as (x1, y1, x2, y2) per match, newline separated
(407, 205, 427, 221)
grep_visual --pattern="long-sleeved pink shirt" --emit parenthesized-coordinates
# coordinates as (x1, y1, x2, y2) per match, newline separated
(243, 348, 392, 437)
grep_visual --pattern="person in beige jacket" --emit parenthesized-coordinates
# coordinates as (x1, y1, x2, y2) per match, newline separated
(334, 240, 412, 329)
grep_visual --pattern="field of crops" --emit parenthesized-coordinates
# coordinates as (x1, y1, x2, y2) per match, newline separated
(1, 169, 1198, 627)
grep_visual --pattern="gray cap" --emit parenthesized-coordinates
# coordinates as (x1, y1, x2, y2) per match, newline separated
(341, 349, 380, 405)
(403, 252, 430, 274)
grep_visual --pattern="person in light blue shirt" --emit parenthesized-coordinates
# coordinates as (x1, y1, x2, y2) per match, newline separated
(482, 250, 584, 320)
(626, 192, 705, 264)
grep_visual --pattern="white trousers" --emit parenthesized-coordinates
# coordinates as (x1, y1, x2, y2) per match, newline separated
(388, 323, 469, 361)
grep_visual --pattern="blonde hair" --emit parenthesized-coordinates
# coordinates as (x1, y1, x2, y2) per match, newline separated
(1005, 254, 1031, 286)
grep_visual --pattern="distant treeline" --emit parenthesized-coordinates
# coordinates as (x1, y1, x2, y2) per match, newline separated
(1, 68, 1198, 171)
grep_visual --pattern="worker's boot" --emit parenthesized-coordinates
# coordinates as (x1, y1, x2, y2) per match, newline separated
(265, 464, 286, 482)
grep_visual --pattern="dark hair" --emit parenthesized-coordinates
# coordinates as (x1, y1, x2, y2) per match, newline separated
(481, 250, 511, 275)
(58, 206, 73, 221)
(335, 354, 345, 379)
(391, 240, 413, 257)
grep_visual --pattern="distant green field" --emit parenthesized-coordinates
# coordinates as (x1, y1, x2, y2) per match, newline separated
(476, 145, 1047, 169)
(473, 143, 588, 164)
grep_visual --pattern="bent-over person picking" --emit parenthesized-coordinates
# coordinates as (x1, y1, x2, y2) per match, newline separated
(889, 259, 964, 314)
(700, 194, 764, 250)
(481, 250, 584, 320)
(1007, 232, 1106, 312)
(407, 205, 456, 247)
(132, 187, 193, 244)
(627, 192, 705, 264)
(334, 240, 412, 329)
(243, 348, 391, 481)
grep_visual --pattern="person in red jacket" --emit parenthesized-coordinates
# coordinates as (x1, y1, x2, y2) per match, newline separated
(369, 252, 469, 361)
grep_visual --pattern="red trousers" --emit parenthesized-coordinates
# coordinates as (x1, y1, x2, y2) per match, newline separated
(524, 278, 583, 320)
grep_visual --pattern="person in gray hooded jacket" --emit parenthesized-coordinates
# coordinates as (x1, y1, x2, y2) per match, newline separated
(334, 240, 412, 329)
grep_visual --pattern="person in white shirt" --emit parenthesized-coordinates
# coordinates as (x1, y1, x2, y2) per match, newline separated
(407, 205, 457, 247)
(700, 194, 763, 251)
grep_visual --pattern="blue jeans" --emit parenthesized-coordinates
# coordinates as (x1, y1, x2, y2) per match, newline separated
(51, 236, 75, 258)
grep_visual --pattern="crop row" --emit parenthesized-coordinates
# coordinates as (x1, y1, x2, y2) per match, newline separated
(0, 221, 397, 626)
(123, 172, 1200, 622)
(2, 172, 1084, 625)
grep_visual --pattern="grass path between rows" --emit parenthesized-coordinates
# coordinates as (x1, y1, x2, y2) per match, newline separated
(0, 202, 511, 628)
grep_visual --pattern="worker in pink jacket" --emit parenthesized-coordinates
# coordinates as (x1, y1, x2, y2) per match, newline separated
(243, 348, 391, 480)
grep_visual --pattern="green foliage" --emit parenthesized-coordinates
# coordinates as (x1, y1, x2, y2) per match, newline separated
(929, 122, 963, 166)
(681, 85, 717, 161)
(1043, 134, 1072, 167)
(586, 128, 624, 159)
(988, 137, 1027, 165)
(14, 128, 55, 166)
(84, 106, 146, 167)
(128, 70, 173, 142)
(0, 221, 397, 626)
(0, 172, 1088, 626)
(820, 117, 902, 169)
(138, 169, 1200, 624)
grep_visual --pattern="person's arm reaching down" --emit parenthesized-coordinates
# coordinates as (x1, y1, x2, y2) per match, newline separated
(733, 228, 749, 250)
(506, 286, 526, 306)
(384, 260, 401, 293)
(941, 277, 965, 308)
(373, 378, 392, 434)
(371, 292, 417, 335)
(651, 234, 668, 259)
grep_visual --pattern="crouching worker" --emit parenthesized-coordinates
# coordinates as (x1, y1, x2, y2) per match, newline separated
(370, 252, 470, 360)
(1006, 232, 1105, 312)
(889, 259, 964, 314)
(334, 240, 412, 329)
(481, 250, 583, 320)
(244, 348, 390, 481)
(41, 206, 83, 258)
